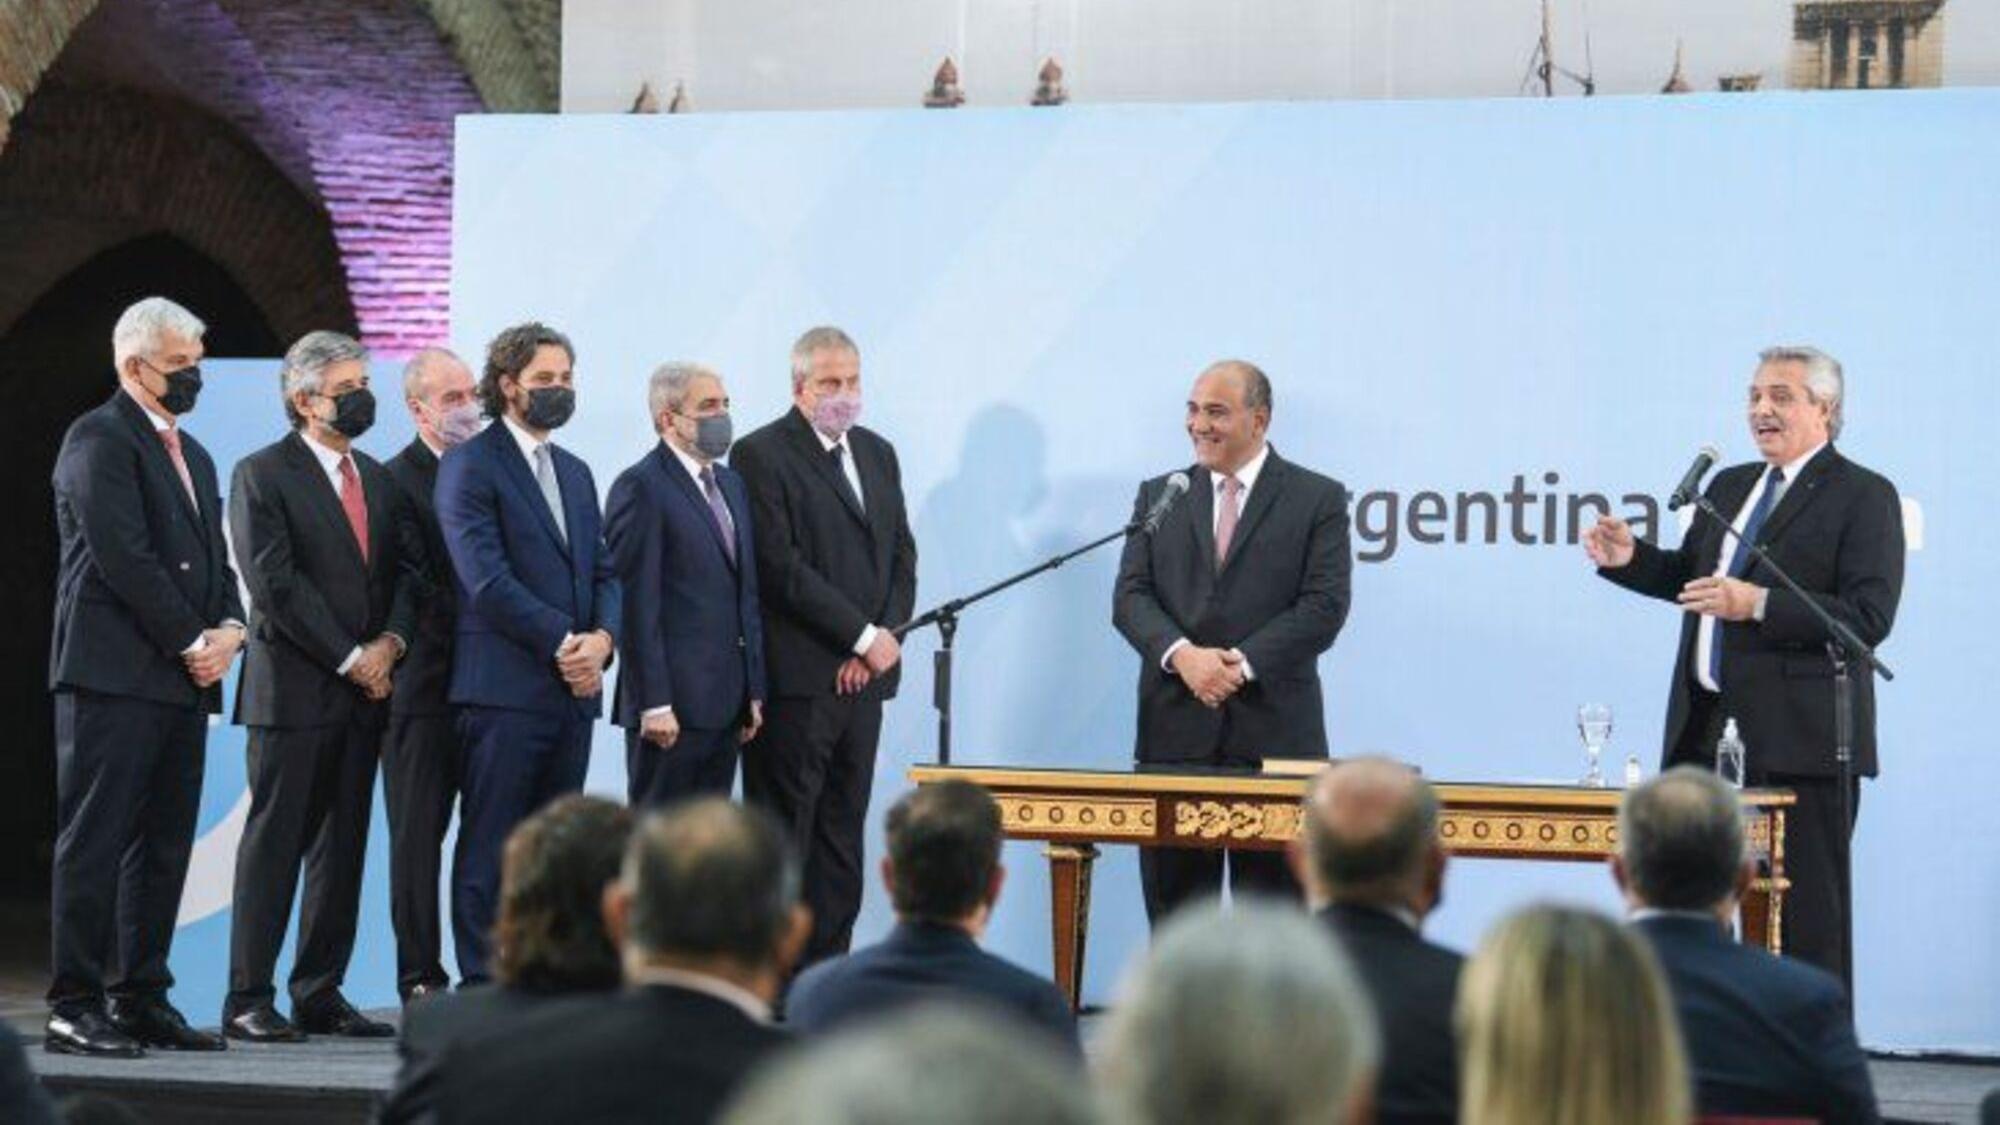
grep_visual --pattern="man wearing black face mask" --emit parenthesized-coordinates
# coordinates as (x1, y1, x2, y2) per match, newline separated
(605, 362, 766, 809)
(222, 330, 418, 1042)
(435, 322, 620, 984)
(48, 297, 245, 1057)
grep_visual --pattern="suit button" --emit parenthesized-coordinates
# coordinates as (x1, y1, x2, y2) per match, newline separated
(737, 637, 746, 648)
(178, 562, 191, 571)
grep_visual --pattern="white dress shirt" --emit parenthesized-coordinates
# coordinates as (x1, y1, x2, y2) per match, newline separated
(809, 419, 879, 657)
(1693, 441, 1825, 693)
(624, 964, 772, 1025)
(1161, 443, 1272, 680)
(502, 414, 603, 660)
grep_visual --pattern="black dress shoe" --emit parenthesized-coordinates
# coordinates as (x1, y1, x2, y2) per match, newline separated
(402, 981, 448, 1007)
(110, 998, 227, 1051)
(222, 1004, 308, 1044)
(46, 1008, 145, 1058)
(296, 992, 395, 1038)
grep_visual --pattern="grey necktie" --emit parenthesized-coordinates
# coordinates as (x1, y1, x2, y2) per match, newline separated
(699, 466, 737, 564)
(533, 444, 568, 544)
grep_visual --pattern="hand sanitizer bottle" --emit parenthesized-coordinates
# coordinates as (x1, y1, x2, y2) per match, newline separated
(1715, 718, 1746, 788)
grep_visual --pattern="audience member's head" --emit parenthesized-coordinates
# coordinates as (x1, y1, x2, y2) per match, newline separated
(493, 794, 634, 991)
(1614, 766, 1752, 922)
(883, 781, 1005, 935)
(1099, 901, 1379, 1125)
(722, 1005, 1096, 1125)
(1456, 904, 1689, 1125)
(605, 799, 810, 999)
(1290, 756, 1445, 920)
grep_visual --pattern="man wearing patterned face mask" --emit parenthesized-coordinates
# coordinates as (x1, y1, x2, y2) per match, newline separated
(733, 327, 918, 970)
(381, 348, 479, 1004)
(225, 331, 418, 1042)
(605, 362, 766, 810)
(434, 323, 620, 985)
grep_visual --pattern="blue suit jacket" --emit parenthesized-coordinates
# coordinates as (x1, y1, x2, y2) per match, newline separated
(786, 921, 1079, 1056)
(604, 444, 766, 731)
(435, 421, 620, 717)
(1635, 914, 1878, 1124)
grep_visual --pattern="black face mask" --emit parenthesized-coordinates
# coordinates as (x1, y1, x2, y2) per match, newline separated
(322, 387, 377, 438)
(521, 385, 576, 431)
(155, 365, 203, 416)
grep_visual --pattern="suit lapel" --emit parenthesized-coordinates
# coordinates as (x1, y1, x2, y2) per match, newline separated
(283, 433, 367, 571)
(1219, 450, 1290, 574)
(489, 425, 571, 556)
(1186, 466, 1217, 571)
(1755, 445, 1838, 551)
(853, 434, 895, 559)
(1698, 468, 1761, 572)
(786, 410, 868, 529)
(112, 392, 203, 526)
(655, 446, 737, 571)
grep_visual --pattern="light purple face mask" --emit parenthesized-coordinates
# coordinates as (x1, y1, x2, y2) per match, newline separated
(433, 401, 484, 447)
(810, 391, 863, 437)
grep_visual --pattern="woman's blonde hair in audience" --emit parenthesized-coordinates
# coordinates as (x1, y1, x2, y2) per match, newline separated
(1456, 903, 1690, 1125)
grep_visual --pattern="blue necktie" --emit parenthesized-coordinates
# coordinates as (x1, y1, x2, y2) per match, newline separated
(1708, 467, 1783, 687)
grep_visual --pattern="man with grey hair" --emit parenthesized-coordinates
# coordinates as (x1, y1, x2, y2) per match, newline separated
(1099, 900, 1379, 1125)
(380, 346, 480, 1002)
(46, 296, 244, 1056)
(1289, 758, 1461, 1125)
(433, 799, 805, 1124)
(1115, 359, 1353, 919)
(1586, 345, 1905, 989)
(1613, 767, 1878, 1123)
(605, 362, 766, 808)
(733, 326, 917, 967)
(223, 329, 417, 1041)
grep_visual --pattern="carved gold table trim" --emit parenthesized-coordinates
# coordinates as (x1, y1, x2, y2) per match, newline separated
(911, 765, 1793, 1009)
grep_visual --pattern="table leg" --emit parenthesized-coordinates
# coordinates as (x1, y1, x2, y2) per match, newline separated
(1044, 843, 1099, 1010)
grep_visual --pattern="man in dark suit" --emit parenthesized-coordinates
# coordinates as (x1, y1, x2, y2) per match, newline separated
(1615, 767, 1879, 1123)
(1290, 758, 1461, 1125)
(378, 794, 630, 1125)
(46, 297, 240, 1056)
(1587, 345, 1904, 989)
(1114, 359, 1353, 919)
(432, 799, 805, 1125)
(732, 326, 917, 966)
(224, 330, 417, 1042)
(606, 362, 765, 808)
(787, 781, 1079, 1054)
(435, 322, 619, 984)
(381, 347, 481, 1003)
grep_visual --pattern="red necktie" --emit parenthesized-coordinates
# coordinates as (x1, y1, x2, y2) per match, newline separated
(157, 427, 197, 508)
(338, 455, 370, 561)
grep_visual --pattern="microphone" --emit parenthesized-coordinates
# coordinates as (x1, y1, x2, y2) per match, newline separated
(1140, 472, 1192, 533)
(1667, 445, 1721, 512)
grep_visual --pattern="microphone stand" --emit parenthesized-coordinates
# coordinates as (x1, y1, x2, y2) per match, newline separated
(1691, 492, 1892, 964)
(894, 513, 1155, 766)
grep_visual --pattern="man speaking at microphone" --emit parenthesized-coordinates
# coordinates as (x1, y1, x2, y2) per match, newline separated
(1114, 360, 1353, 922)
(1584, 346, 1904, 990)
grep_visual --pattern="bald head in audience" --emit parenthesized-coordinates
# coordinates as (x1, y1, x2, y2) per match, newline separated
(1291, 756, 1446, 922)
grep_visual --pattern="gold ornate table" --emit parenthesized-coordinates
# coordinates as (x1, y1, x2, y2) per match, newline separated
(907, 764, 1793, 1009)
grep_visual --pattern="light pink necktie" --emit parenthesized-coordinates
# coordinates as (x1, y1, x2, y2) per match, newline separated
(1215, 475, 1243, 567)
(157, 427, 197, 507)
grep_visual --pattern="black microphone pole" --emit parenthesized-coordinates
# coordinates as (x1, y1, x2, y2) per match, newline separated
(894, 503, 1170, 767)
(1691, 488, 1891, 962)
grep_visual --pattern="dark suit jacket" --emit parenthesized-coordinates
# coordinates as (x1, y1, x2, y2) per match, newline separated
(1634, 914, 1878, 1124)
(1318, 904, 1462, 1125)
(1113, 449, 1353, 762)
(434, 421, 620, 718)
(605, 444, 766, 731)
(378, 983, 609, 1125)
(0, 1026, 55, 1125)
(1599, 446, 1903, 776)
(49, 391, 243, 712)
(786, 920, 1079, 1055)
(384, 438, 455, 715)
(731, 408, 917, 699)
(435, 983, 789, 1125)
(228, 431, 417, 729)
